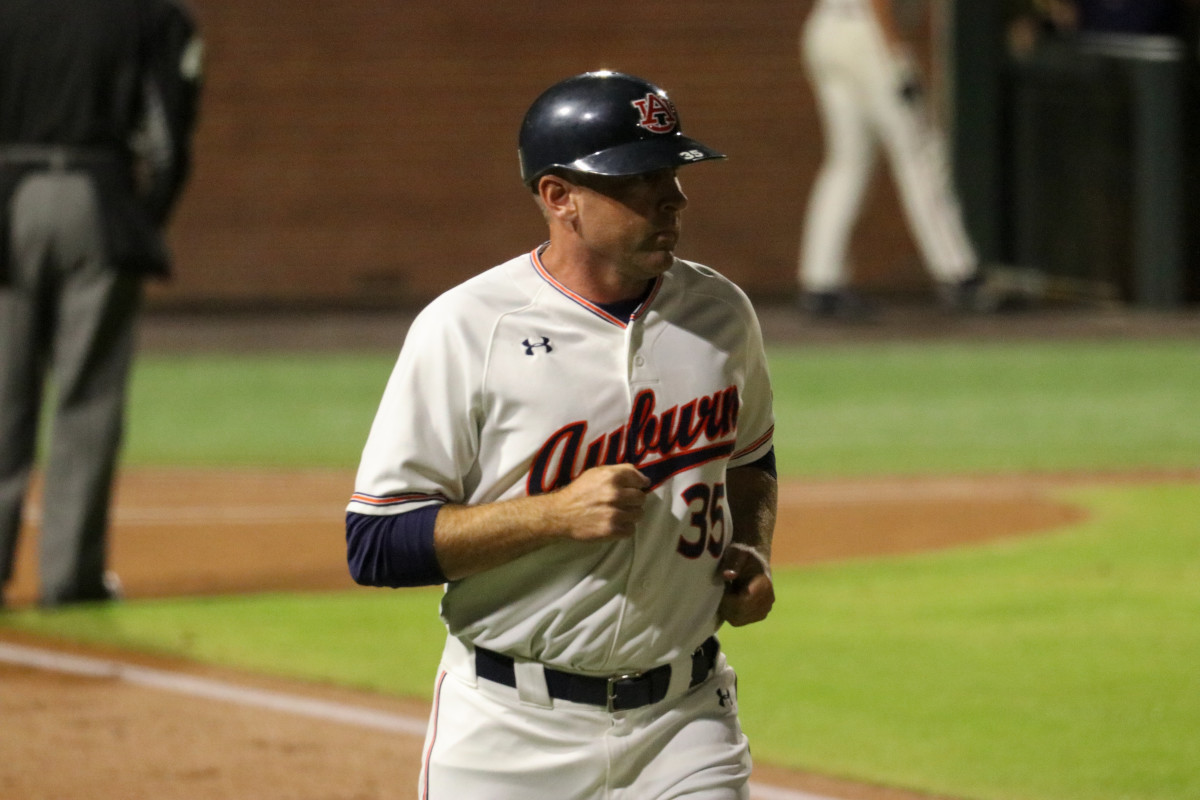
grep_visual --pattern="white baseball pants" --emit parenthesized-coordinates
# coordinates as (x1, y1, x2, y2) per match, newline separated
(799, 4, 977, 292)
(418, 635, 752, 799)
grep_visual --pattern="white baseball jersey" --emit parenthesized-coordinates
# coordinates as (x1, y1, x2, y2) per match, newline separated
(349, 246, 774, 675)
(799, 0, 977, 292)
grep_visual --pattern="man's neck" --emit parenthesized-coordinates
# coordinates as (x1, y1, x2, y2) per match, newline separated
(538, 241, 656, 304)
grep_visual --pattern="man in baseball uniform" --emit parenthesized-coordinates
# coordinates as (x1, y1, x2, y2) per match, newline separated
(346, 70, 777, 799)
(799, 0, 987, 317)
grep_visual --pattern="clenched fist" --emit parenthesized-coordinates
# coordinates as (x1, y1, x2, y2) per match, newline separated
(717, 543, 774, 627)
(551, 463, 651, 542)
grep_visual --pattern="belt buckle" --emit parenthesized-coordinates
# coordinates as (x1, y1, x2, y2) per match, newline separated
(606, 671, 642, 712)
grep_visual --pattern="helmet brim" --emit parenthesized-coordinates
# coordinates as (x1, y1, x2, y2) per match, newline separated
(528, 135, 725, 186)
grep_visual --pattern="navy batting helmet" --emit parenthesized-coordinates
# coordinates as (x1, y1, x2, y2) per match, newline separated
(518, 70, 725, 188)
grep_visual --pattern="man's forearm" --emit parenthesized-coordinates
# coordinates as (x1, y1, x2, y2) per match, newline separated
(433, 495, 565, 581)
(725, 464, 777, 559)
(434, 462, 650, 581)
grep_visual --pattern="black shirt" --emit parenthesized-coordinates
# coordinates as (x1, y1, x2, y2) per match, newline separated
(0, 0, 202, 222)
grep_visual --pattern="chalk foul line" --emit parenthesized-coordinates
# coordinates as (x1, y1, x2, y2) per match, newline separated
(0, 640, 841, 800)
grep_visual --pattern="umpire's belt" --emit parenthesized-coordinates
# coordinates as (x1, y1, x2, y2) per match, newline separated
(474, 636, 719, 712)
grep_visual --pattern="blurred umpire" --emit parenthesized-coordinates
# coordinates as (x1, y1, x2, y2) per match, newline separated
(0, 0, 202, 607)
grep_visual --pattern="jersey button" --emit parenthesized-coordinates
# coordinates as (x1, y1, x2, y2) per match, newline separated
(634, 355, 645, 367)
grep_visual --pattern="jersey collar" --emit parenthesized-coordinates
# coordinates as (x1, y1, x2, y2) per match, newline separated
(529, 245, 663, 329)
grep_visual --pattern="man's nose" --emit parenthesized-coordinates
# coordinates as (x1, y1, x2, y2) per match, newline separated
(659, 178, 688, 212)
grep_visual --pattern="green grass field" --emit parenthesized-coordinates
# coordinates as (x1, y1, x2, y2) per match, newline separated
(114, 339, 1200, 475)
(5, 336, 1200, 800)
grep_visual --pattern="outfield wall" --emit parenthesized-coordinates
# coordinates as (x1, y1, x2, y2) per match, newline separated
(152, 0, 935, 310)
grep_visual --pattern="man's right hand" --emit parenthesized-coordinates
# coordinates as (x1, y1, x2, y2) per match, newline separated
(433, 464, 650, 580)
(550, 463, 650, 542)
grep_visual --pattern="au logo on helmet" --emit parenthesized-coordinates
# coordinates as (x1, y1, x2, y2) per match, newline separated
(631, 93, 678, 134)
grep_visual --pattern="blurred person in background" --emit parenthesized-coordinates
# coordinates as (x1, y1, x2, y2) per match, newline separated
(797, 0, 993, 319)
(0, 0, 202, 608)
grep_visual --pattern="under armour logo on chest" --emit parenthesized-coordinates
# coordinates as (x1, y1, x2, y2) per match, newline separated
(522, 337, 552, 356)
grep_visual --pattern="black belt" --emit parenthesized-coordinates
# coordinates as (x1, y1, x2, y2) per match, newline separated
(475, 636, 719, 712)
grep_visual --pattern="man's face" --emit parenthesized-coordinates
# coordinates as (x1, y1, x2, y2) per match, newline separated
(568, 168, 689, 280)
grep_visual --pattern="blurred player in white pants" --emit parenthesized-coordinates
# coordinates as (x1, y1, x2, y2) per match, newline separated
(799, 0, 985, 317)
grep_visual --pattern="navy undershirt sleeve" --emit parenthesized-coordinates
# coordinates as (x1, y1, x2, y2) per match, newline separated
(744, 446, 777, 479)
(346, 505, 446, 588)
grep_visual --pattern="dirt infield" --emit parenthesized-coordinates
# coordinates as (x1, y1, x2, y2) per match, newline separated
(6, 467, 1192, 800)
(0, 468, 1096, 605)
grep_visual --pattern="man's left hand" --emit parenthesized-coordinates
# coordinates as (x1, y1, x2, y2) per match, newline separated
(717, 543, 774, 627)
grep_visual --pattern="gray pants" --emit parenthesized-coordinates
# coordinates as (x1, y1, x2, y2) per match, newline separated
(0, 172, 142, 605)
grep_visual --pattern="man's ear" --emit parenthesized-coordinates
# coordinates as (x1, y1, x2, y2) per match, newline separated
(537, 173, 578, 220)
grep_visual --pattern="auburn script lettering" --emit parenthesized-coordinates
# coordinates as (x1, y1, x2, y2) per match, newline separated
(526, 386, 740, 494)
